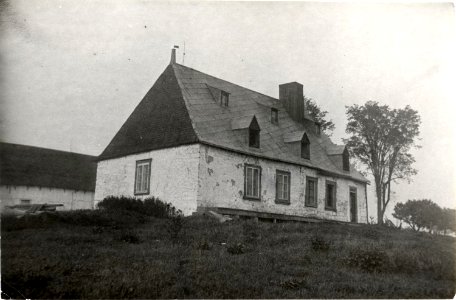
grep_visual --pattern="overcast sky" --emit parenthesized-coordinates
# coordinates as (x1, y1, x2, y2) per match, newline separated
(1, 1, 455, 218)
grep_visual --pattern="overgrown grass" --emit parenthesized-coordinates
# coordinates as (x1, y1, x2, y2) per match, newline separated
(2, 211, 455, 299)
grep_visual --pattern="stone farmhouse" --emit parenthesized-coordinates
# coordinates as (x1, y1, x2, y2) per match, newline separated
(0, 142, 97, 211)
(95, 49, 368, 223)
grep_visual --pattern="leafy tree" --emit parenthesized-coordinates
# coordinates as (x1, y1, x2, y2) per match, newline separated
(393, 199, 441, 231)
(437, 208, 456, 234)
(305, 97, 335, 135)
(345, 101, 420, 224)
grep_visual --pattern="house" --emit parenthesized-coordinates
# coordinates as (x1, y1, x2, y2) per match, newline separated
(95, 49, 369, 223)
(0, 142, 97, 211)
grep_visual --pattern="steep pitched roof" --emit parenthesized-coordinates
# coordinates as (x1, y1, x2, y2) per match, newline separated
(100, 62, 367, 183)
(172, 63, 367, 183)
(99, 65, 199, 160)
(283, 131, 307, 143)
(327, 145, 347, 156)
(0, 142, 97, 191)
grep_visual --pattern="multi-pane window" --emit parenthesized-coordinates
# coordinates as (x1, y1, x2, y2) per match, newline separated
(325, 180, 337, 210)
(244, 164, 261, 200)
(271, 108, 278, 124)
(276, 170, 290, 204)
(301, 134, 310, 159)
(221, 91, 229, 107)
(134, 159, 151, 195)
(249, 128, 260, 148)
(305, 177, 318, 207)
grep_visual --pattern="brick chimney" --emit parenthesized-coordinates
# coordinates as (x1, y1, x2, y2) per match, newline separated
(279, 82, 305, 124)
(170, 48, 176, 64)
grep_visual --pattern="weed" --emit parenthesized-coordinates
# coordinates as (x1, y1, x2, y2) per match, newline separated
(195, 239, 213, 251)
(346, 247, 388, 273)
(118, 230, 142, 244)
(166, 215, 185, 243)
(311, 235, 331, 252)
(227, 242, 246, 254)
(243, 220, 261, 244)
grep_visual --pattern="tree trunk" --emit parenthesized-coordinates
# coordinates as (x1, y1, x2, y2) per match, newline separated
(375, 175, 383, 225)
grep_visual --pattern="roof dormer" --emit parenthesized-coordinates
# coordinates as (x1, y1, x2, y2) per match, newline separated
(231, 115, 261, 149)
(207, 84, 230, 107)
(327, 145, 350, 171)
(284, 131, 310, 160)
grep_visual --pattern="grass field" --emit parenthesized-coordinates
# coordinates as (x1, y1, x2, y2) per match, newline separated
(2, 210, 455, 299)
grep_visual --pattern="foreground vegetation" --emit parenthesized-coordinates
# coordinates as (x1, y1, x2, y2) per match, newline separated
(2, 201, 455, 298)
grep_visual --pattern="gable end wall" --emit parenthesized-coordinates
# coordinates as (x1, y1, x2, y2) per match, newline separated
(95, 144, 200, 215)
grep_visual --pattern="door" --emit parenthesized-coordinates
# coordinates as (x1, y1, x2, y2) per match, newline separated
(349, 187, 357, 223)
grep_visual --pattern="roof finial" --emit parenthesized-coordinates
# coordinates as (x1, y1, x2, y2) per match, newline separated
(170, 45, 179, 64)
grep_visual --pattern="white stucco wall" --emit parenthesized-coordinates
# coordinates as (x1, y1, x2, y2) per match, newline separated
(94, 144, 200, 215)
(0, 185, 94, 211)
(197, 145, 368, 223)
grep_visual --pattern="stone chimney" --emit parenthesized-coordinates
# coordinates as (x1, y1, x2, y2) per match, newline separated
(279, 82, 305, 124)
(170, 48, 176, 64)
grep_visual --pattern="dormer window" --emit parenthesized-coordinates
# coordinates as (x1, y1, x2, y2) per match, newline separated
(301, 134, 310, 159)
(271, 108, 278, 124)
(284, 131, 309, 159)
(231, 115, 261, 149)
(343, 148, 350, 171)
(221, 91, 229, 107)
(249, 128, 260, 148)
(315, 123, 321, 136)
(207, 84, 229, 107)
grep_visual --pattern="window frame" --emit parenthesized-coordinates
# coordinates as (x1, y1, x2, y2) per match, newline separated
(275, 170, 291, 204)
(134, 159, 152, 195)
(243, 164, 262, 201)
(220, 91, 229, 107)
(305, 176, 318, 208)
(271, 108, 279, 125)
(325, 180, 337, 211)
(20, 199, 31, 205)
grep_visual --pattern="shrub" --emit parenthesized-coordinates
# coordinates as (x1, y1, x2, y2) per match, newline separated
(311, 235, 331, 252)
(346, 247, 388, 273)
(98, 196, 181, 219)
(227, 242, 246, 255)
(195, 239, 213, 251)
(118, 230, 142, 244)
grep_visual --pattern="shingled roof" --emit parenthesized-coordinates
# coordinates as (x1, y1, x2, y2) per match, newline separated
(100, 60, 367, 183)
(0, 142, 97, 191)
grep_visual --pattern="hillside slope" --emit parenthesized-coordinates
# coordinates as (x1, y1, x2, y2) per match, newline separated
(2, 212, 455, 299)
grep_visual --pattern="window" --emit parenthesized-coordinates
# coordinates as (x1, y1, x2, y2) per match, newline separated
(249, 128, 260, 148)
(20, 199, 31, 205)
(134, 159, 151, 195)
(244, 164, 261, 200)
(275, 170, 290, 204)
(221, 91, 229, 107)
(305, 177, 318, 207)
(301, 134, 310, 159)
(271, 108, 278, 124)
(325, 180, 337, 211)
